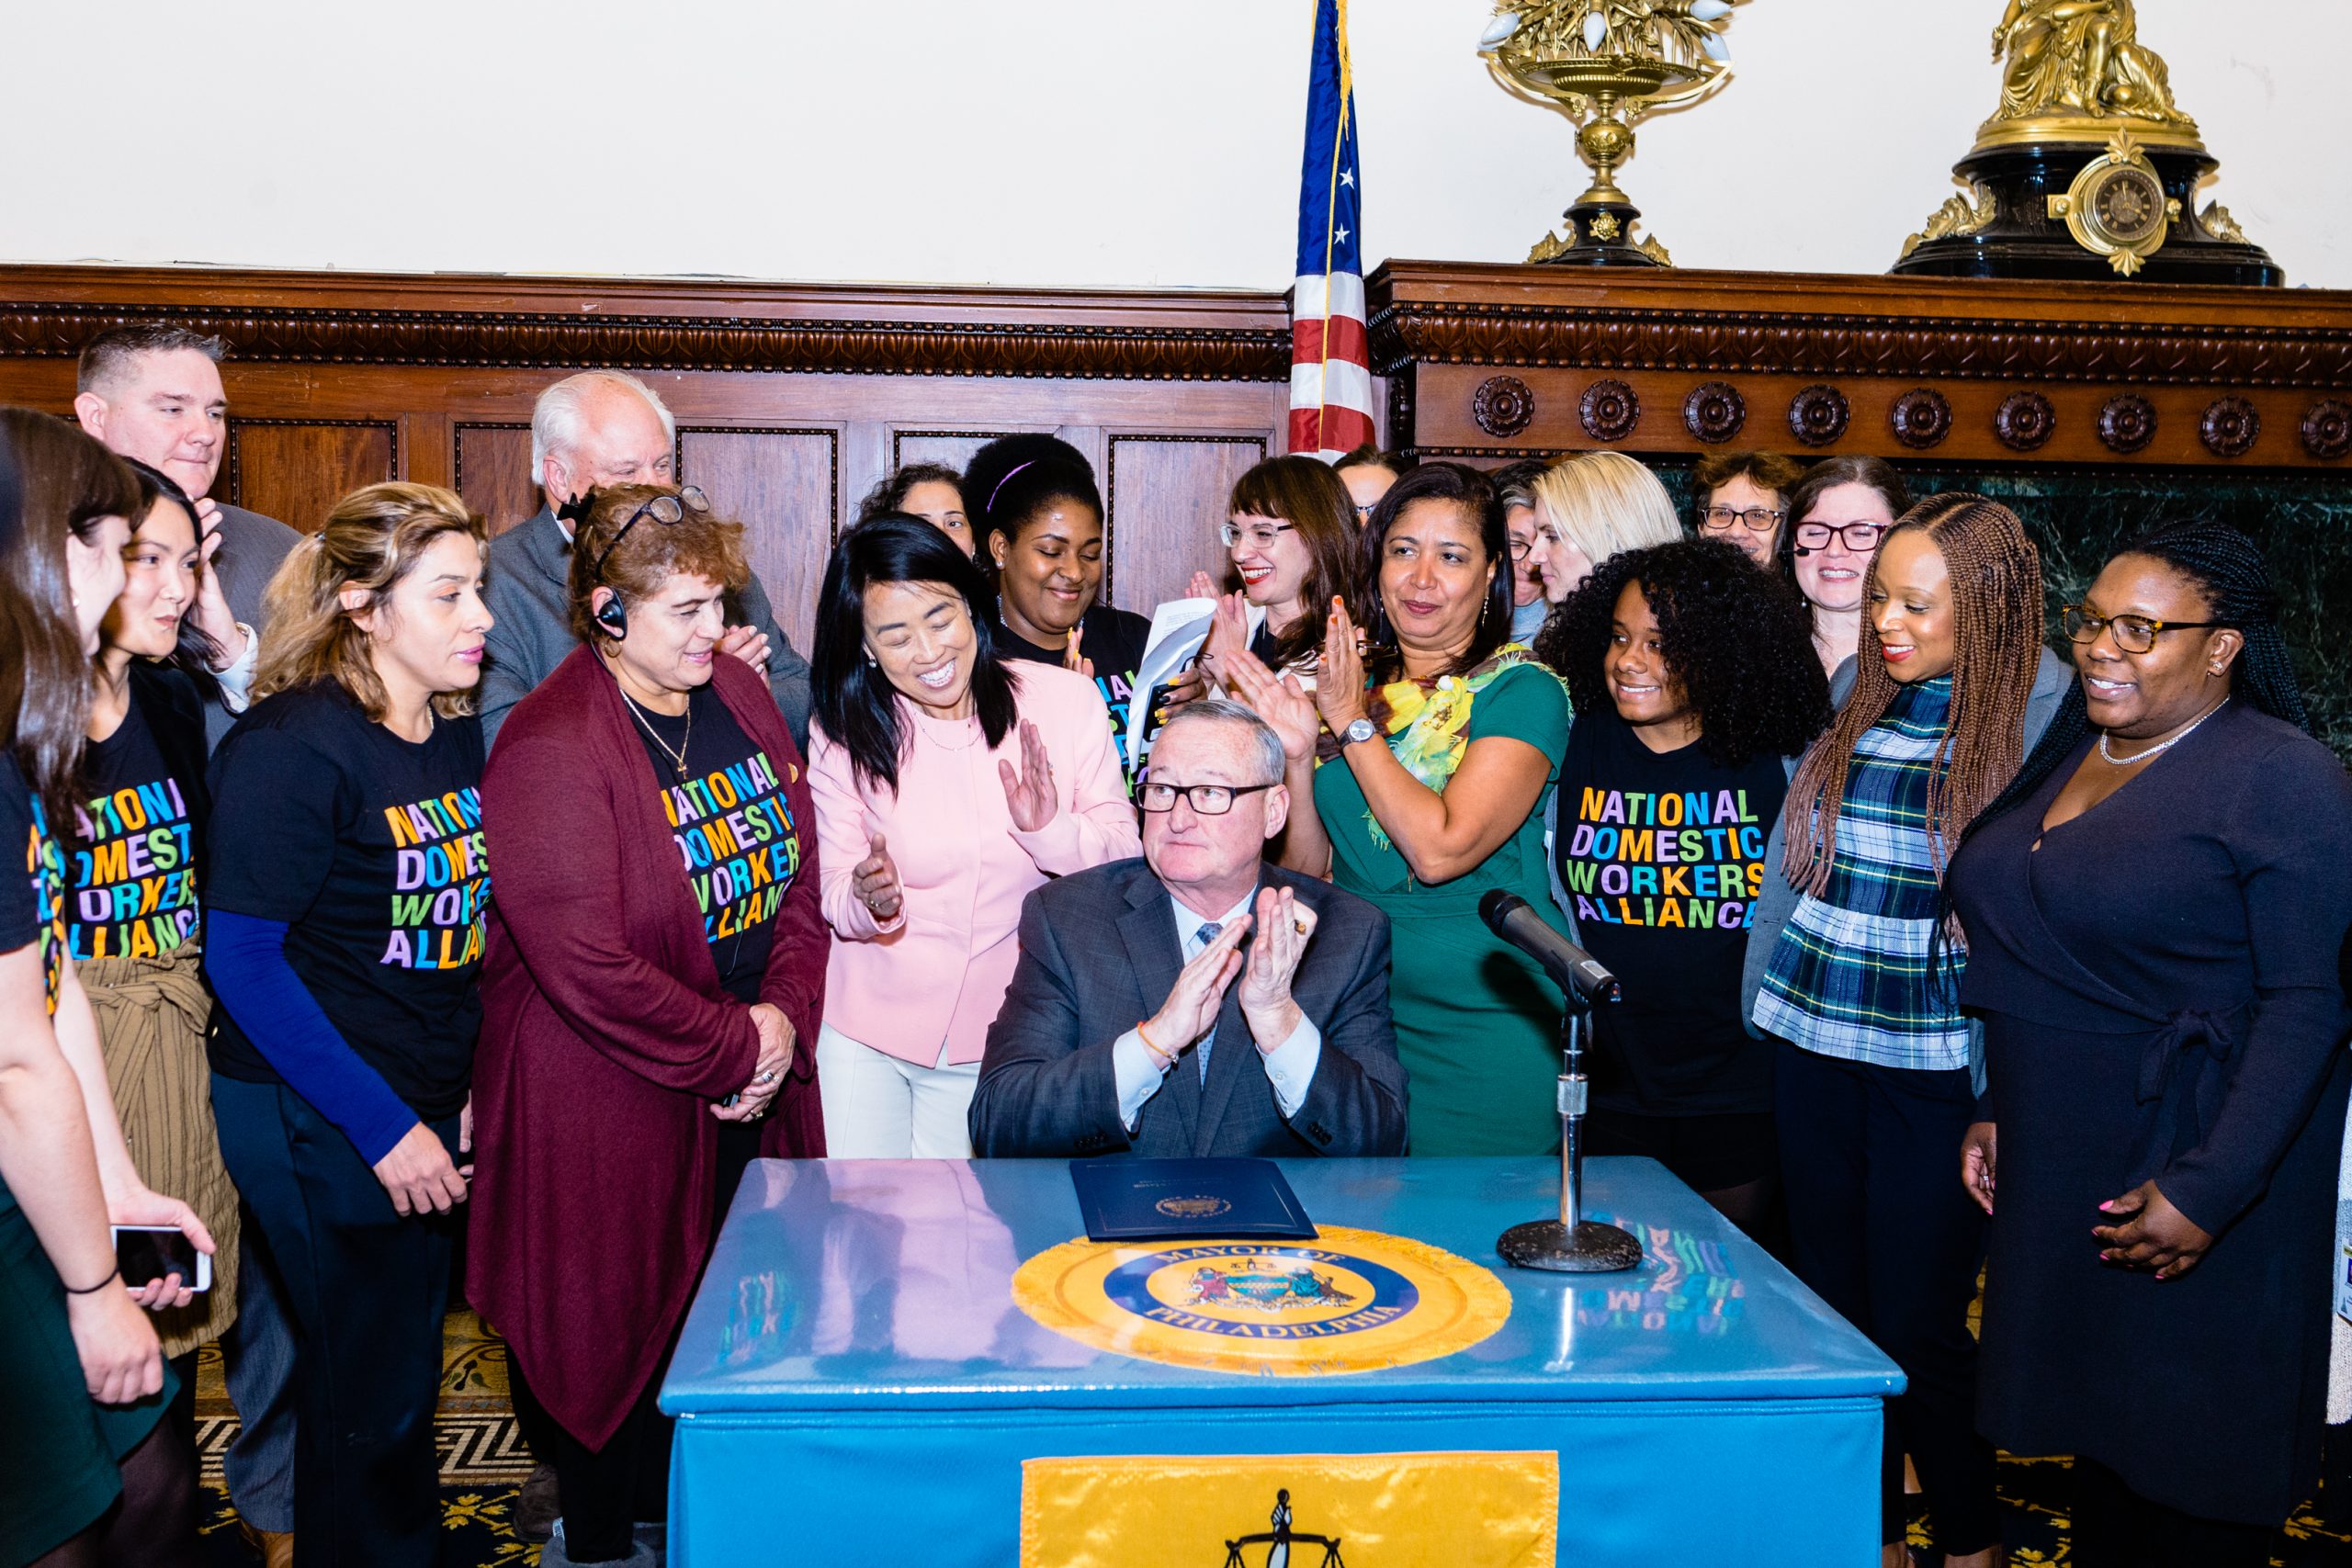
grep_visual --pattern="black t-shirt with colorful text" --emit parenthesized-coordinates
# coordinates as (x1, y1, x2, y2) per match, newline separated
(998, 602, 1149, 777)
(0, 754, 69, 1218)
(627, 683, 804, 1004)
(70, 697, 200, 964)
(1555, 706, 1787, 1116)
(205, 683, 488, 1119)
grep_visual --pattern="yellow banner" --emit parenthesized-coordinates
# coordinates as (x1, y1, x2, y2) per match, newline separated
(1021, 1450, 1558, 1568)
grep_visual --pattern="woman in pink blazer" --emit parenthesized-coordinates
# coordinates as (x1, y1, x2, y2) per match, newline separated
(808, 516, 1139, 1156)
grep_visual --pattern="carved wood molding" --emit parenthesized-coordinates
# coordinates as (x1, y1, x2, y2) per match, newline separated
(0, 266, 1292, 383)
(1368, 261, 2352, 391)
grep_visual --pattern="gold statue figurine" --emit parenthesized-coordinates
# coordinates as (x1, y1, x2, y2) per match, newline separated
(1980, 0, 2200, 151)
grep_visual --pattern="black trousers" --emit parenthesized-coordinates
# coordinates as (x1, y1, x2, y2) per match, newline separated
(2071, 1458, 2279, 1568)
(1773, 1043, 2000, 1555)
(213, 1075, 460, 1568)
(509, 1358, 671, 1562)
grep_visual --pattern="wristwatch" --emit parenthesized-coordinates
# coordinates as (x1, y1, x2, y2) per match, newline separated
(1341, 717, 1379, 748)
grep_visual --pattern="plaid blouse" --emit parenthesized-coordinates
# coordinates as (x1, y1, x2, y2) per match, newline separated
(1752, 675, 1971, 1072)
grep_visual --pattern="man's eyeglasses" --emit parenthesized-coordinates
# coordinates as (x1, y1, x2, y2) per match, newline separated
(1220, 521, 1296, 549)
(1352, 502, 1378, 522)
(1792, 520, 1887, 552)
(592, 486, 709, 581)
(1506, 537, 1533, 562)
(2061, 604, 2227, 655)
(1699, 505, 1785, 535)
(1136, 781, 1279, 816)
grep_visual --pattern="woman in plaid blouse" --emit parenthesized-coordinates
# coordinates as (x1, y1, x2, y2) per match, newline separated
(1746, 493, 2068, 1568)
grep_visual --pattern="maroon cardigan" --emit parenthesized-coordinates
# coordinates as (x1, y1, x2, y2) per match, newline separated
(468, 646, 825, 1448)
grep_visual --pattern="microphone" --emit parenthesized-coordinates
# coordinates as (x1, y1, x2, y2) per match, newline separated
(1478, 890, 1620, 1005)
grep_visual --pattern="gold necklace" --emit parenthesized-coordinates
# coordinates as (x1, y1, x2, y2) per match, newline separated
(618, 685, 692, 780)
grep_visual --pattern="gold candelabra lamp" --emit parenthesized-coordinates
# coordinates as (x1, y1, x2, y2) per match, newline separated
(1482, 0, 1751, 266)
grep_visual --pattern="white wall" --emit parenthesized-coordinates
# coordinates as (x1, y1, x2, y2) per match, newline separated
(5, 0, 2346, 289)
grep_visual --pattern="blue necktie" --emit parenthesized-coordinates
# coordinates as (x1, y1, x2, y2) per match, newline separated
(1194, 922, 1222, 1082)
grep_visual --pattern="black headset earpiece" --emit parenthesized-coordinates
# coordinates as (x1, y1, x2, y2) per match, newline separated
(594, 591, 629, 641)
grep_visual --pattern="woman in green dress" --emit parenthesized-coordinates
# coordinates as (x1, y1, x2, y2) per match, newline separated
(1230, 462, 1571, 1155)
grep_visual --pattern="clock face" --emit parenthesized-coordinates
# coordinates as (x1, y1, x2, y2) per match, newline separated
(2090, 166, 2167, 244)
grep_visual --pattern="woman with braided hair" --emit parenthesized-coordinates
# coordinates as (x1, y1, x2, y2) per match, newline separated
(1947, 522, 2352, 1566)
(1746, 492, 2069, 1568)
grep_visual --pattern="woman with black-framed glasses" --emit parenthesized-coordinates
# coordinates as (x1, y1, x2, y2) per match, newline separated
(1193, 457, 1362, 698)
(1692, 449, 1804, 572)
(1948, 521, 2352, 1565)
(1779, 457, 1912, 681)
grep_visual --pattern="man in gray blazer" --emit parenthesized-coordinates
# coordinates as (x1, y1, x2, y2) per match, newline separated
(73, 325, 298, 716)
(481, 370, 812, 749)
(971, 700, 1408, 1159)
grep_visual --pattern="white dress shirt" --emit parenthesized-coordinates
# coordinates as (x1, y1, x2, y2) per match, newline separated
(1110, 886, 1322, 1131)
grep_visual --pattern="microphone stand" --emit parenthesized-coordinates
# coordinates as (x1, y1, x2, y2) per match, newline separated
(1497, 984, 1643, 1273)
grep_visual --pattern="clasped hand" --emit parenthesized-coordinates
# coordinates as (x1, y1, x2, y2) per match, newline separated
(1142, 887, 1319, 1062)
(714, 1003, 795, 1122)
(2092, 1178, 2212, 1280)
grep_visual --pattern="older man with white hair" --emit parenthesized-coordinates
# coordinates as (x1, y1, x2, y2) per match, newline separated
(480, 369, 813, 747)
(970, 699, 1408, 1158)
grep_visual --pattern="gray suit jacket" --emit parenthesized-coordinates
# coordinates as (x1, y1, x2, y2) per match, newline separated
(479, 506, 811, 751)
(969, 859, 1409, 1159)
(203, 502, 300, 748)
(210, 502, 300, 631)
(1736, 646, 2074, 1074)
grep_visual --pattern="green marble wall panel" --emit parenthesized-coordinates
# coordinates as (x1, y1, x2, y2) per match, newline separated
(1645, 459, 2352, 759)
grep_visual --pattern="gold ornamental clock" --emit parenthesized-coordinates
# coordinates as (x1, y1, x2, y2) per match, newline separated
(2046, 131, 2179, 276)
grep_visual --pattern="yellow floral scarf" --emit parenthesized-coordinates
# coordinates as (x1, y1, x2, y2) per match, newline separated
(1362, 645, 1551, 852)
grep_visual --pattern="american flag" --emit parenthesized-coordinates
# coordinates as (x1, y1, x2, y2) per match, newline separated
(1289, 0, 1374, 462)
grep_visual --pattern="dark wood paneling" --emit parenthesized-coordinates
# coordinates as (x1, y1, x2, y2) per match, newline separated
(454, 423, 538, 536)
(889, 428, 1042, 486)
(678, 428, 842, 653)
(1104, 434, 1268, 613)
(0, 265, 1290, 381)
(1368, 259, 2352, 471)
(224, 420, 397, 531)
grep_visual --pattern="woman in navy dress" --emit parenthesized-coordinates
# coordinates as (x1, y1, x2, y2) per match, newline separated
(1949, 522, 2352, 1567)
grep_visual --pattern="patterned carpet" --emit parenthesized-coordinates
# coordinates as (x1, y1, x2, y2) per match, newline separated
(188, 1310, 2352, 1567)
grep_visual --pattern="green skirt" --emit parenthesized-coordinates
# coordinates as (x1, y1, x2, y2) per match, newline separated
(0, 1193, 174, 1567)
(1360, 885, 1566, 1156)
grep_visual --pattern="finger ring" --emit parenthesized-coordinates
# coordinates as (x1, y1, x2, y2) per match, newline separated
(754, 1070, 775, 1085)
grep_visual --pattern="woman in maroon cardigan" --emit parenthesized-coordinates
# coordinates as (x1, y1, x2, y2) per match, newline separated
(469, 485, 824, 1568)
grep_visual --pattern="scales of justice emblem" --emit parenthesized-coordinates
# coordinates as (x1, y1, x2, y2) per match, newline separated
(1222, 1489, 1343, 1568)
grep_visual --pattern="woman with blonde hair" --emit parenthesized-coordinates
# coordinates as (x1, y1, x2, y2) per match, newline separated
(206, 482, 494, 1568)
(1525, 451, 1683, 609)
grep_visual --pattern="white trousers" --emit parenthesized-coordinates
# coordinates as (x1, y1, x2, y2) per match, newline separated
(815, 1022, 978, 1158)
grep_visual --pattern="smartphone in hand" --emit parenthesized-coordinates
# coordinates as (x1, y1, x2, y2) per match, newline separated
(113, 1224, 210, 1293)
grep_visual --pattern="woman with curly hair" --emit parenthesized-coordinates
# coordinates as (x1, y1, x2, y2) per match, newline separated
(1539, 538, 1829, 1225)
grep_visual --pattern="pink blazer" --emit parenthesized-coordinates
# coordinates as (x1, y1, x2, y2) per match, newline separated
(809, 662, 1140, 1066)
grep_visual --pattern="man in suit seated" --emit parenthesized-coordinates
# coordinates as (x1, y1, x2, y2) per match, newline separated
(970, 699, 1407, 1158)
(480, 368, 812, 748)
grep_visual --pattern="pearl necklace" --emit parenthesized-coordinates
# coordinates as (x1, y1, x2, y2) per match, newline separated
(2098, 697, 2227, 767)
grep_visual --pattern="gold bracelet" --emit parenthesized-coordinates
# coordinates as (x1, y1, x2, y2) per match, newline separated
(1136, 1021, 1175, 1071)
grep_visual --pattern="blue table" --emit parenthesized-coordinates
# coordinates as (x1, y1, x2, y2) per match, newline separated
(663, 1157, 1901, 1567)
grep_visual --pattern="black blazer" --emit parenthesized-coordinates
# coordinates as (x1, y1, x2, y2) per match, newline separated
(968, 858, 1408, 1158)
